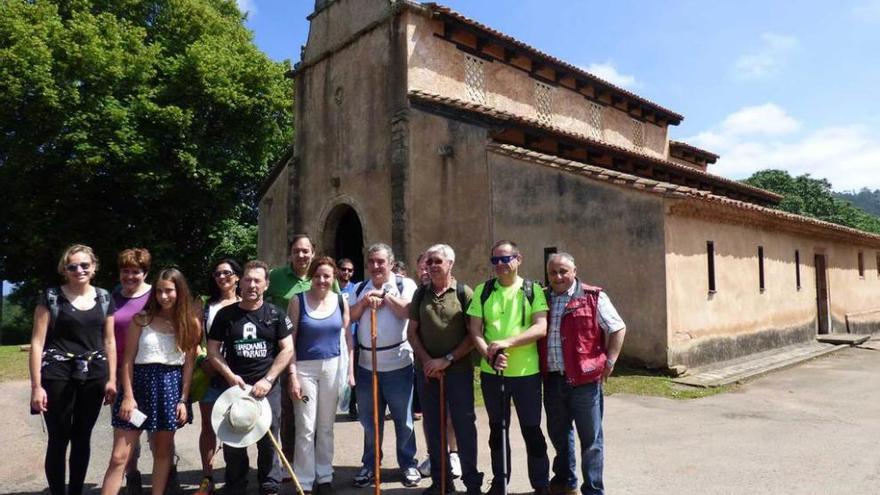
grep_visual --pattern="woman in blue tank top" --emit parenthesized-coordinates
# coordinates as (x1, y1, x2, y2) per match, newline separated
(287, 257, 354, 493)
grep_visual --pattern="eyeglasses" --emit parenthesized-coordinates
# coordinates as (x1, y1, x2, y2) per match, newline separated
(213, 270, 235, 278)
(66, 262, 92, 272)
(339, 267, 354, 273)
(425, 258, 445, 266)
(490, 255, 517, 265)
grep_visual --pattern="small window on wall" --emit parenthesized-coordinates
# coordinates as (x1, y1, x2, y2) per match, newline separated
(858, 251, 865, 278)
(758, 246, 765, 292)
(543, 247, 557, 286)
(464, 54, 487, 104)
(631, 119, 646, 149)
(535, 81, 553, 125)
(795, 249, 801, 290)
(707, 241, 716, 293)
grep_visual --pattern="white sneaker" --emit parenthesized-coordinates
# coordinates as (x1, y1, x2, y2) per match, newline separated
(449, 451, 461, 479)
(418, 457, 431, 477)
(402, 467, 422, 487)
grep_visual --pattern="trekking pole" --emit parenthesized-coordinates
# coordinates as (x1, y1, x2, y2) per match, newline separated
(371, 308, 381, 495)
(267, 430, 305, 495)
(439, 372, 447, 495)
(493, 352, 508, 495)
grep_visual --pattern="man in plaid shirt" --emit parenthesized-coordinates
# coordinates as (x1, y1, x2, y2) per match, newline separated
(539, 253, 626, 495)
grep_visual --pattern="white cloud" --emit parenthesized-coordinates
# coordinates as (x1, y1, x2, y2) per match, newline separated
(732, 33, 799, 80)
(237, 0, 256, 16)
(685, 104, 880, 191)
(583, 62, 638, 89)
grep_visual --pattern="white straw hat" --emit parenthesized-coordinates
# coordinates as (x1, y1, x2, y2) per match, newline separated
(211, 385, 272, 448)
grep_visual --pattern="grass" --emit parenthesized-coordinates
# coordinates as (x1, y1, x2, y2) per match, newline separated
(470, 364, 735, 403)
(604, 363, 736, 399)
(0, 344, 30, 382)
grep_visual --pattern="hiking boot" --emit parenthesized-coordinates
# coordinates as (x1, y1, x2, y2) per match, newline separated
(315, 482, 334, 495)
(402, 467, 422, 487)
(353, 468, 375, 488)
(126, 470, 143, 495)
(548, 482, 577, 495)
(422, 481, 456, 495)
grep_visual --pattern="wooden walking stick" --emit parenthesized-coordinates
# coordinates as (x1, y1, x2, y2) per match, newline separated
(267, 430, 305, 495)
(439, 372, 447, 495)
(371, 308, 381, 495)
(493, 352, 508, 495)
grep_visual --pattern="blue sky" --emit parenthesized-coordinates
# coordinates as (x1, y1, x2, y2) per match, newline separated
(239, 0, 880, 191)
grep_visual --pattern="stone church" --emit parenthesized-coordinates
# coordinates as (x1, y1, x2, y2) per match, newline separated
(257, 0, 880, 369)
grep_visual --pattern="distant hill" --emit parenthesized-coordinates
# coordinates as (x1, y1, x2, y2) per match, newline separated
(835, 189, 880, 217)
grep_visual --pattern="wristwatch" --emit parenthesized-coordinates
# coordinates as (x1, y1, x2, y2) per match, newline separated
(444, 353, 455, 363)
(606, 358, 616, 368)
(264, 375, 276, 384)
(380, 288, 389, 299)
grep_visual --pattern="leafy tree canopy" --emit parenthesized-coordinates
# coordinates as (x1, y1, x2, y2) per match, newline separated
(744, 170, 880, 234)
(0, 0, 293, 301)
(835, 188, 880, 217)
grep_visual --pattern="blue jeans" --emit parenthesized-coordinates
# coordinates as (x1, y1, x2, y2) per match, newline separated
(415, 368, 483, 490)
(481, 372, 549, 490)
(356, 364, 418, 471)
(543, 373, 604, 495)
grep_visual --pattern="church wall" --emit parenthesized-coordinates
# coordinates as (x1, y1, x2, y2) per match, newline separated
(288, 15, 403, 258)
(664, 210, 880, 368)
(302, 0, 392, 64)
(405, 14, 669, 160)
(257, 168, 289, 268)
(485, 151, 670, 367)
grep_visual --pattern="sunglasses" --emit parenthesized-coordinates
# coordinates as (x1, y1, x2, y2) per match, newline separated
(213, 270, 235, 278)
(490, 255, 517, 265)
(66, 262, 92, 272)
(339, 267, 354, 273)
(425, 258, 445, 266)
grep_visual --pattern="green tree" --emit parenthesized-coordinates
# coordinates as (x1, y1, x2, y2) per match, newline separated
(0, 0, 292, 299)
(744, 170, 880, 234)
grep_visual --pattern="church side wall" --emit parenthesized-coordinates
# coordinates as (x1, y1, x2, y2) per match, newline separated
(485, 151, 669, 367)
(405, 14, 668, 159)
(302, 0, 392, 64)
(257, 169, 290, 268)
(665, 209, 880, 368)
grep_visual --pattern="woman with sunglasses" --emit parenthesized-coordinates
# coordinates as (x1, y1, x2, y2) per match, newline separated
(288, 257, 354, 494)
(29, 244, 117, 495)
(110, 248, 153, 494)
(194, 258, 242, 495)
(100, 268, 201, 495)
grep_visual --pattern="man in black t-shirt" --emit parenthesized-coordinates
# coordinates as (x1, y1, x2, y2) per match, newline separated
(208, 260, 294, 495)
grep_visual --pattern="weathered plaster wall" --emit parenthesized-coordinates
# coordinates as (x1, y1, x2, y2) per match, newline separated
(405, 14, 668, 158)
(665, 208, 880, 368)
(257, 169, 289, 267)
(302, 0, 391, 64)
(289, 10, 404, 258)
(486, 151, 669, 367)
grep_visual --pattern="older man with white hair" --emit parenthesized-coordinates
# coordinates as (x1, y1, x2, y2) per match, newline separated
(540, 253, 626, 495)
(349, 243, 421, 488)
(408, 244, 482, 495)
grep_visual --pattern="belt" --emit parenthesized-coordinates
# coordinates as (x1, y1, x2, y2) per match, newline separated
(358, 340, 406, 352)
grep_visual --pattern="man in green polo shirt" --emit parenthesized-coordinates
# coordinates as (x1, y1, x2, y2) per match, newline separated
(408, 244, 483, 495)
(468, 240, 550, 495)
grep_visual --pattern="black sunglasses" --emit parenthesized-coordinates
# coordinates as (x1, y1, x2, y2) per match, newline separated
(490, 255, 517, 265)
(66, 262, 92, 272)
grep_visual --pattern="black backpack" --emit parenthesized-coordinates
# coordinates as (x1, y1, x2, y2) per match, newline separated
(355, 275, 405, 299)
(411, 281, 468, 314)
(479, 278, 535, 328)
(45, 287, 111, 331)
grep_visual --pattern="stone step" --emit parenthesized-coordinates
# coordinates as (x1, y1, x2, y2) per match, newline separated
(672, 341, 848, 388)
(816, 333, 871, 345)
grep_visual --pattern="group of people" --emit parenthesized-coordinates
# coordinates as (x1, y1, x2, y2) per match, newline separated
(29, 236, 626, 495)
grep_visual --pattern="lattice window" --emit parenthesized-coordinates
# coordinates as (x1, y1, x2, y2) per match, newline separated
(464, 54, 487, 104)
(588, 101, 603, 140)
(535, 81, 553, 125)
(631, 118, 645, 149)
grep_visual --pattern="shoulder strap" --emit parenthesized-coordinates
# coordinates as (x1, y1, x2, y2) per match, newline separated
(522, 279, 535, 327)
(297, 292, 306, 320)
(456, 281, 467, 311)
(337, 293, 345, 317)
(412, 284, 427, 315)
(355, 281, 368, 298)
(46, 287, 60, 332)
(479, 278, 496, 308)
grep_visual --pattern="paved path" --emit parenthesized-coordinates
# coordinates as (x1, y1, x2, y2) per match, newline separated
(4, 342, 880, 494)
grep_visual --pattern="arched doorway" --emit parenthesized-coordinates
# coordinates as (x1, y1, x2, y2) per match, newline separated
(323, 204, 365, 282)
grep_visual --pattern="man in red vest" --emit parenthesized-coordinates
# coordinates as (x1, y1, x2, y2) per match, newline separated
(539, 253, 626, 495)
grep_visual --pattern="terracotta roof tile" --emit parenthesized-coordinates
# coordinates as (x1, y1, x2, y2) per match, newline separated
(423, 2, 684, 124)
(408, 89, 782, 204)
(669, 140, 720, 162)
